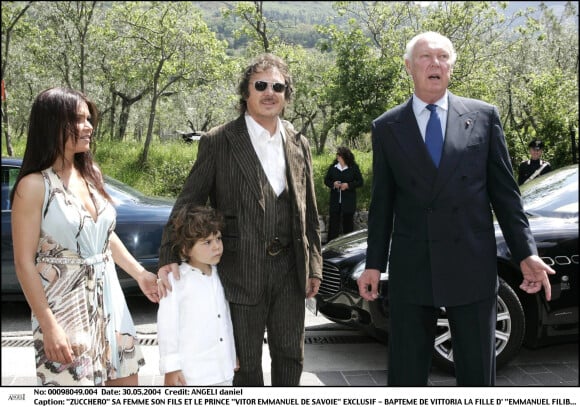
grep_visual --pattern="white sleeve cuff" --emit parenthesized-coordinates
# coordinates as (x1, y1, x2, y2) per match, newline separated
(159, 353, 182, 374)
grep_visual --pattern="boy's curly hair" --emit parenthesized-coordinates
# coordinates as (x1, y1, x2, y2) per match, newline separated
(170, 205, 225, 260)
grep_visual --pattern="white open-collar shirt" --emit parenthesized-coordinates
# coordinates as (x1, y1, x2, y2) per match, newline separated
(245, 114, 287, 196)
(157, 263, 236, 385)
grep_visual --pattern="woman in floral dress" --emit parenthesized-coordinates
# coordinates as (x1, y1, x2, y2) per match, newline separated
(10, 87, 160, 386)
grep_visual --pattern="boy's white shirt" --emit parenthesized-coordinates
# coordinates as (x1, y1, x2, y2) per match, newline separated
(157, 263, 236, 385)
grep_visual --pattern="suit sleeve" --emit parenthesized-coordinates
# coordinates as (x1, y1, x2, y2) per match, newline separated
(517, 161, 526, 185)
(351, 164, 364, 189)
(324, 166, 335, 189)
(365, 120, 395, 272)
(302, 138, 323, 280)
(159, 133, 217, 266)
(486, 107, 537, 263)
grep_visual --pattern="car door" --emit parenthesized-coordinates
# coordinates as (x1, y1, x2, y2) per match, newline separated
(1, 164, 20, 297)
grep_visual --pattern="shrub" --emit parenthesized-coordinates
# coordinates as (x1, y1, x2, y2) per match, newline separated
(9, 137, 373, 216)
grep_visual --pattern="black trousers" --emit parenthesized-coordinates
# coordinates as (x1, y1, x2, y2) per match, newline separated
(387, 296, 497, 386)
(327, 210, 354, 242)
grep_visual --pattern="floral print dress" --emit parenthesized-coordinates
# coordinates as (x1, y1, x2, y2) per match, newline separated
(33, 168, 144, 386)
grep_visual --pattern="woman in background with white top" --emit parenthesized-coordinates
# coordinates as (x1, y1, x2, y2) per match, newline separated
(324, 146, 364, 242)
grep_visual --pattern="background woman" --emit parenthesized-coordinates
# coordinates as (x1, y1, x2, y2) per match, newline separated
(324, 146, 364, 242)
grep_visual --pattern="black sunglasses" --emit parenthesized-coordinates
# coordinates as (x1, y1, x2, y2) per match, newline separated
(253, 80, 287, 93)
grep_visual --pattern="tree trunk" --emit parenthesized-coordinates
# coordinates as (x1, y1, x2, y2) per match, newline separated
(2, 83, 14, 156)
(2, 105, 14, 156)
(140, 93, 159, 165)
(571, 123, 578, 164)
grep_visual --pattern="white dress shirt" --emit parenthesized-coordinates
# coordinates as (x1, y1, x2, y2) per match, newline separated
(245, 114, 287, 196)
(157, 263, 236, 385)
(412, 91, 449, 142)
(334, 163, 348, 204)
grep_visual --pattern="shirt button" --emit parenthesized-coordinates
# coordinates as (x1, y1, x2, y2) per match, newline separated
(217, 314, 221, 318)
(220, 338, 223, 342)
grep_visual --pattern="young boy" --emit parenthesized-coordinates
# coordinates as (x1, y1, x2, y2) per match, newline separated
(157, 205, 237, 386)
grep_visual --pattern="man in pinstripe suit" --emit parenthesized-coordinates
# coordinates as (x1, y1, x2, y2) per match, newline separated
(157, 54, 323, 386)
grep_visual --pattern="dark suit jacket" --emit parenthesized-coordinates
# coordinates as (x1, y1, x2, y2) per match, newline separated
(159, 115, 323, 305)
(324, 163, 364, 214)
(365, 92, 537, 307)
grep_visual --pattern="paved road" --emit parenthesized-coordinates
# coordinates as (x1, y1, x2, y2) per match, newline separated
(2, 298, 577, 387)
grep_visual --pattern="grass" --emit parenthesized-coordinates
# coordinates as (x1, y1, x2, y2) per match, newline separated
(6, 137, 373, 216)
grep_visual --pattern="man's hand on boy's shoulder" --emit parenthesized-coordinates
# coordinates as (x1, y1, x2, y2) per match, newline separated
(157, 263, 180, 298)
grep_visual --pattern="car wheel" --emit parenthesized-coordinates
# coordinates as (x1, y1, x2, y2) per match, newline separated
(431, 278, 526, 374)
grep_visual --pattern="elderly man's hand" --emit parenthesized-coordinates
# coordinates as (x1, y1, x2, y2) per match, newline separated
(357, 269, 380, 301)
(519, 255, 556, 301)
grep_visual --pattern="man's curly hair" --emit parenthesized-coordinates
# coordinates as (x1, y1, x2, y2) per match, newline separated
(237, 53, 293, 114)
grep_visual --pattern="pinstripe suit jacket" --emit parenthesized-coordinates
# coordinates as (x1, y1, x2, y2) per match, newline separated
(159, 115, 323, 305)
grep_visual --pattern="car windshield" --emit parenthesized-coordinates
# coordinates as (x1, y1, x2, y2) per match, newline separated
(520, 166, 578, 219)
(104, 175, 174, 207)
(104, 175, 148, 204)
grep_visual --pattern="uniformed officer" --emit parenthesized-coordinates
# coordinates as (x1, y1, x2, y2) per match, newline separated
(518, 139, 552, 185)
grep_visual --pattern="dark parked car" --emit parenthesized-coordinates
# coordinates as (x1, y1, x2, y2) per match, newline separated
(314, 164, 578, 373)
(1, 157, 174, 300)
(180, 131, 203, 143)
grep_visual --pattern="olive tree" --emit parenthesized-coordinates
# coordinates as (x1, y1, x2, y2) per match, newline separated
(98, 1, 229, 164)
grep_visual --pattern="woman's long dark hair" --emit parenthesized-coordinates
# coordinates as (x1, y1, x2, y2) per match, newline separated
(10, 87, 110, 204)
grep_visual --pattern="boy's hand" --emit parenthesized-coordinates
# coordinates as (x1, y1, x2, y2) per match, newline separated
(164, 370, 187, 386)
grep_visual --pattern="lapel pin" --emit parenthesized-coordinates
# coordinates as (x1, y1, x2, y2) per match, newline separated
(465, 119, 472, 129)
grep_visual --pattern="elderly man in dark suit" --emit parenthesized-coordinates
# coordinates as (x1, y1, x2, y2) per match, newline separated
(157, 53, 322, 386)
(357, 32, 555, 386)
